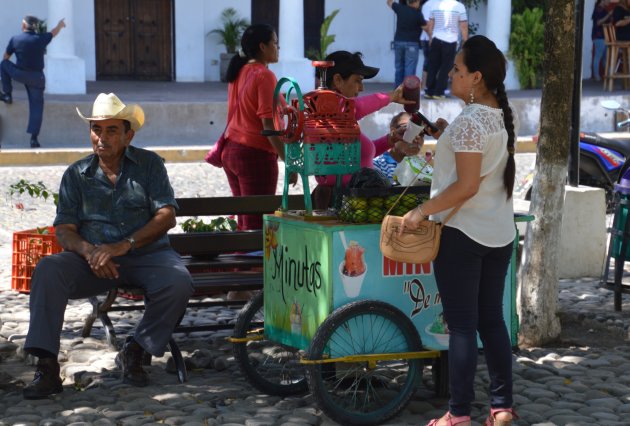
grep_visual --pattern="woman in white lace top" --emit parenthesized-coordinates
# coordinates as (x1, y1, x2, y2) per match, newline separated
(401, 35, 518, 426)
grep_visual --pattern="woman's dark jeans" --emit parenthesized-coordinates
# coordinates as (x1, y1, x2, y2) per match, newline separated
(433, 226, 514, 416)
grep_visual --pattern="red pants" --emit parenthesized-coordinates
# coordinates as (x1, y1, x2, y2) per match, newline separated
(222, 140, 279, 230)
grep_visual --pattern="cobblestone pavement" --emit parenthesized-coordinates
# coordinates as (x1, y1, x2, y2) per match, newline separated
(2, 159, 630, 426)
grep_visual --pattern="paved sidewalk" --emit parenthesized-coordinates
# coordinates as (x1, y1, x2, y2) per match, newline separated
(2, 162, 630, 425)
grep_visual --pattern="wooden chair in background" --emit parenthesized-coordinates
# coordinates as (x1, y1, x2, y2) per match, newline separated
(603, 23, 630, 91)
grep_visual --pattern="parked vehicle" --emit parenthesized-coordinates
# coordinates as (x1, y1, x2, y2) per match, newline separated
(516, 101, 630, 208)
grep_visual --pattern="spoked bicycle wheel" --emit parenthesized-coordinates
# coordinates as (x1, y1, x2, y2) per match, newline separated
(232, 291, 308, 396)
(305, 300, 424, 426)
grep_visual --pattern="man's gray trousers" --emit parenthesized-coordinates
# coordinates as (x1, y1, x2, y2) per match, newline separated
(25, 249, 194, 357)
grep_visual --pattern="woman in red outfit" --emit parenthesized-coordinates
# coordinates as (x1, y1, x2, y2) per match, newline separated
(221, 24, 295, 230)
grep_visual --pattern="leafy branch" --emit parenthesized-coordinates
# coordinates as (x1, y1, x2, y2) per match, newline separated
(181, 216, 237, 233)
(9, 179, 59, 206)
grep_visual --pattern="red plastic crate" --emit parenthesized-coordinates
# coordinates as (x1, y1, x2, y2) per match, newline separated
(11, 227, 62, 293)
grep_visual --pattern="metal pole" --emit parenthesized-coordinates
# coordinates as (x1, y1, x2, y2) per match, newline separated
(568, 0, 585, 186)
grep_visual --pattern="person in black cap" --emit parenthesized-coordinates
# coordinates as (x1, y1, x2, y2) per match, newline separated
(1, 15, 66, 148)
(311, 50, 422, 208)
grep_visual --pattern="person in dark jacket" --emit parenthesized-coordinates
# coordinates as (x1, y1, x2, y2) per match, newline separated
(1, 15, 66, 147)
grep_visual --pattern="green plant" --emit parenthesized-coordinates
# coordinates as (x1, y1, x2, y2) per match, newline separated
(209, 8, 249, 54)
(512, 0, 545, 14)
(181, 216, 237, 233)
(9, 179, 59, 206)
(306, 9, 340, 61)
(509, 8, 544, 89)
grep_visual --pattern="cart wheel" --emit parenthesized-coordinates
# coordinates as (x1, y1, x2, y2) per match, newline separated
(306, 300, 423, 426)
(232, 291, 308, 396)
(431, 350, 449, 397)
(271, 77, 304, 143)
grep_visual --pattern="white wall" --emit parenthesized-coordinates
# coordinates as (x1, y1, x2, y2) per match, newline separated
(0, 0, 48, 59)
(0, 0, 602, 84)
(74, 0, 95, 80)
(325, 0, 397, 84)
(202, 1, 251, 82)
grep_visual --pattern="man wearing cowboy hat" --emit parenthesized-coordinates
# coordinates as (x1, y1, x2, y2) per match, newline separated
(1, 15, 67, 147)
(22, 93, 194, 399)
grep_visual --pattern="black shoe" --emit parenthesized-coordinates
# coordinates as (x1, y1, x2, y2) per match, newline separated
(30, 136, 40, 148)
(0, 93, 12, 104)
(23, 358, 63, 399)
(115, 337, 149, 387)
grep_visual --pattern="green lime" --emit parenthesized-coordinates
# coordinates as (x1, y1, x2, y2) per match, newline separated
(352, 209, 368, 223)
(367, 207, 385, 223)
(401, 193, 418, 209)
(384, 195, 399, 209)
(349, 197, 368, 210)
(368, 197, 384, 208)
(392, 205, 408, 217)
(338, 207, 351, 222)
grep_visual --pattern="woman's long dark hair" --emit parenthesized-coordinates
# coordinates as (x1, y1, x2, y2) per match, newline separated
(226, 24, 275, 83)
(461, 35, 515, 199)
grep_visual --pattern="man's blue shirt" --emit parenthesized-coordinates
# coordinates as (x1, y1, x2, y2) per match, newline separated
(5, 31, 52, 71)
(54, 146, 178, 252)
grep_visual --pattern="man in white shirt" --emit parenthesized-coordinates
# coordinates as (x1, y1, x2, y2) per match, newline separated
(423, 0, 468, 99)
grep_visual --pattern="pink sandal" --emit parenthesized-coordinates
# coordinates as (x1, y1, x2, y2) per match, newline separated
(485, 407, 518, 426)
(426, 412, 471, 426)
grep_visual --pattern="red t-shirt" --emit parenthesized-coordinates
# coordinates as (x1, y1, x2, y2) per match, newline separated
(225, 63, 278, 153)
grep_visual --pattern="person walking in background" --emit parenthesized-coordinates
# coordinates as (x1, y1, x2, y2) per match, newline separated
(220, 24, 296, 230)
(423, 0, 468, 100)
(592, 0, 612, 81)
(387, 0, 427, 87)
(400, 35, 518, 426)
(0, 15, 66, 148)
(420, 0, 432, 93)
(613, 0, 630, 41)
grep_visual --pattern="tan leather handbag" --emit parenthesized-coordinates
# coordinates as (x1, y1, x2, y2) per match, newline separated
(379, 180, 462, 264)
(380, 215, 443, 264)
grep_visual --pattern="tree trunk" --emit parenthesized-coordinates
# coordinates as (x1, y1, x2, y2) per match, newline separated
(518, 0, 576, 347)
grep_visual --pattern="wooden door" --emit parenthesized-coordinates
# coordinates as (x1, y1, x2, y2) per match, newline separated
(251, 0, 324, 57)
(95, 0, 173, 80)
(304, 0, 324, 57)
(251, 0, 279, 33)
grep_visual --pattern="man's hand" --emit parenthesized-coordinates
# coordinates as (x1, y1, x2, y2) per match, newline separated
(86, 242, 128, 279)
(51, 18, 66, 37)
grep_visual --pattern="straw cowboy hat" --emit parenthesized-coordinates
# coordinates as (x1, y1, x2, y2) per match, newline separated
(76, 93, 145, 131)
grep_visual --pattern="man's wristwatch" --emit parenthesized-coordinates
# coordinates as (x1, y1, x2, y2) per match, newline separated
(125, 236, 136, 251)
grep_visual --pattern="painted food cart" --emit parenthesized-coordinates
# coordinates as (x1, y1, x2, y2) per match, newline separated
(230, 67, 532, 425)
(231, 212, 530, 426)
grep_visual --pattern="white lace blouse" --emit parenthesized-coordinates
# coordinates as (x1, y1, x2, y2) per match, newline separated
(430, 103, 518, 247)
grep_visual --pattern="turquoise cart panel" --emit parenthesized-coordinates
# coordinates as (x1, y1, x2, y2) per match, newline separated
(264, 215, 517, 352)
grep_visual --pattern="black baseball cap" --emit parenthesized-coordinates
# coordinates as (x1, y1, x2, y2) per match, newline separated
(325, 51, 380, 81)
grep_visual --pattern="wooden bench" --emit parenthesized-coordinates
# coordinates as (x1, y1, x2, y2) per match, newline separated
(81, 194, 305, 382)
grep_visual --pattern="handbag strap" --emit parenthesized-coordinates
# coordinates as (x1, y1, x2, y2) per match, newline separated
(384, 161, 483, 226)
